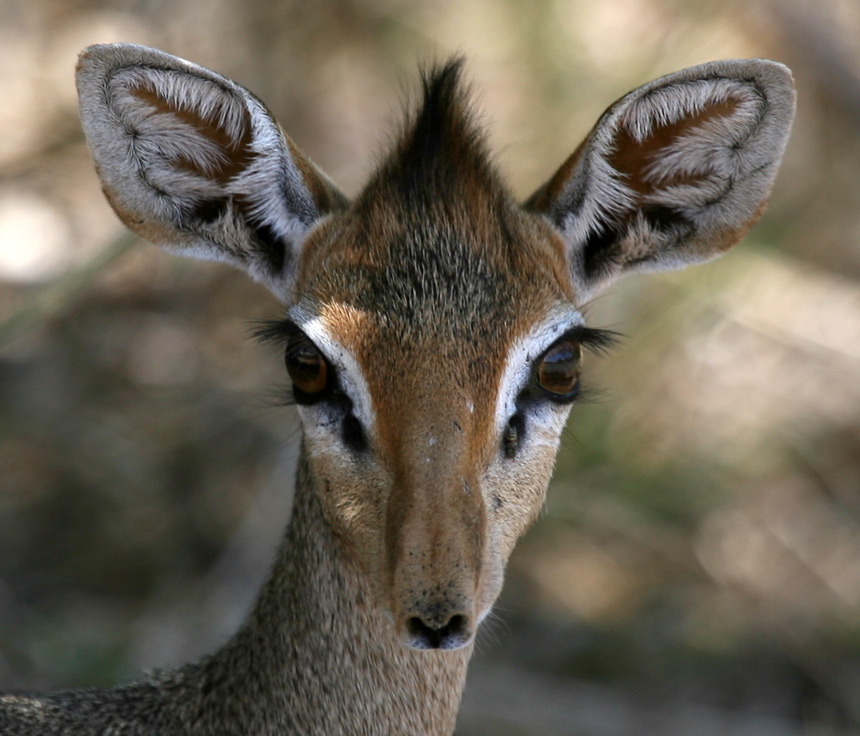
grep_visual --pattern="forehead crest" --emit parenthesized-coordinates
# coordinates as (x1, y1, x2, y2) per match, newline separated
(363, 58, 506, 215)
(296, 57, 573, 352)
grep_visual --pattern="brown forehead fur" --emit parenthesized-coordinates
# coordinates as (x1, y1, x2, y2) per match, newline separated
(297, 60, 573, 462)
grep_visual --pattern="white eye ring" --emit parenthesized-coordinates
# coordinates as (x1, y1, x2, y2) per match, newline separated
(493, 309, 585, 435)
(288, 308, 376, 433)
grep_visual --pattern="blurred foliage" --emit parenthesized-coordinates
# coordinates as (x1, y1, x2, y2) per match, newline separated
(1, 0, 860, 733)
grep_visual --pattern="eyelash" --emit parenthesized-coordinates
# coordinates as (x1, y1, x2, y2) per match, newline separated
(570, 326, 620, 356)
(254, 320, 619, 354)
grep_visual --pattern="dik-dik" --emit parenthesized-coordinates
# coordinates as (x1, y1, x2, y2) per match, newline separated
(0, 44, 794, 735)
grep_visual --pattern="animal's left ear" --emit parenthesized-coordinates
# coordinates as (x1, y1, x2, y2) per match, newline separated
(526, 60, 795, 301)
(76, 44, 347, 300)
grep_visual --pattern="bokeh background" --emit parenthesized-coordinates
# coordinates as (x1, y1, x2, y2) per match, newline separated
(1, 1, 859, 734)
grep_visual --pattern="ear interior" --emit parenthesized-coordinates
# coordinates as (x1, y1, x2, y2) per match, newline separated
(128, 84, 254, 180)
(107, 66, 262, 224)
(610, 97, 740, 200)
(119, 75, 288, 254)
(593, 97, 746, 261)
(78, 45, 347, 297)
(528, 61, 796, 299)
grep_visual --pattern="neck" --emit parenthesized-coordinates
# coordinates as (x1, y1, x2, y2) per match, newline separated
(193, 451, 471, 735)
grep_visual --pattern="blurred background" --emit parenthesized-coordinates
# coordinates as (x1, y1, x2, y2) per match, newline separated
(1, 0, 859, 733)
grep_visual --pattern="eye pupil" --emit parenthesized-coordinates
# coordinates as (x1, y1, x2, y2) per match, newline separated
(537, 340, 582, 396)
(286, 336, 328, 395)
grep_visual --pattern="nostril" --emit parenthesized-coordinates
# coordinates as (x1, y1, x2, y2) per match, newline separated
(406, 614, 470, 651)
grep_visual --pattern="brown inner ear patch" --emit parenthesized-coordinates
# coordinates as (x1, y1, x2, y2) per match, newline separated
(610, 97, 741, 198)
(129, 84, 256, 184)
(578, 96, 744, 275)
(579, 98, 741, 281)
(127, 82, 288, 270)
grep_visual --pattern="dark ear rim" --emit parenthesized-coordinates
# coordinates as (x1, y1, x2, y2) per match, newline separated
(76, 43, 348, 300)
(525, 58, 796, 301)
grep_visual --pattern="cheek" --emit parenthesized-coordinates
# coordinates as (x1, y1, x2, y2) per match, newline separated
(483, 405, 571, 558)
(484, 446, 556, 556)
(300, 413, 389, 569)
(476, 446, 559, 616)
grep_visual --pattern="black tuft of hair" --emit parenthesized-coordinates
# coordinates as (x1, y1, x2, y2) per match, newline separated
(409, 59, 472, 168)
(373, 58, 499, 206)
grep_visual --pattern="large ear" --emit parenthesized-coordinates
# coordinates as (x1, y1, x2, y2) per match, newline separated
(526, 60, 796, 302)
(76, 44, 346, 299)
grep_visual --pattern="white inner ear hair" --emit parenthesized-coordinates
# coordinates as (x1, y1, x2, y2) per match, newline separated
(107, 66, 316, 270)
(562, 76, 769, 256)
(109, 67, 249, 198)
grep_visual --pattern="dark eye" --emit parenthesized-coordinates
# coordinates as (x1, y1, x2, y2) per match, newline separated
(285, 332, 329, 397)
(536, 339, 582, 398)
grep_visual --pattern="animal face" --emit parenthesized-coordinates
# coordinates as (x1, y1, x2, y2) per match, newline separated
(284, 177, 585, 649)
(264, 66, 625, 647)
(76, 45, 795, 649)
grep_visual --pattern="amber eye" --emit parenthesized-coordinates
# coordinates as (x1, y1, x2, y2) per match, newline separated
(285, 333, 328, 396)
(536, 339, 582, 397)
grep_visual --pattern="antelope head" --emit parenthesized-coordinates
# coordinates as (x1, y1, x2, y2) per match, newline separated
(76, 45, 795, 650)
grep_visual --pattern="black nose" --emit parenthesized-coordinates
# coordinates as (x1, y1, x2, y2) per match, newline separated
(405, 614, 471, 650)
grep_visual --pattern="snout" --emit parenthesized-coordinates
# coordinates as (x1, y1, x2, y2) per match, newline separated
(385, 471, 486, 652)
(381, 398, 489, 652)
(390, 542, 482, 651)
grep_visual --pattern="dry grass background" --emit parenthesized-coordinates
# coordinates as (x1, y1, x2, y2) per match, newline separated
(1, 0, 859, 733)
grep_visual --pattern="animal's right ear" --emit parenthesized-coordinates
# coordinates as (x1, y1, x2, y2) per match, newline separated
(76, 43, 346, 299)
(526, 59, 795, 303)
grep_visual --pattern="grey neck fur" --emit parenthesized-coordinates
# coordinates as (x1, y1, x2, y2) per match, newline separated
(0, 450, 471, 735)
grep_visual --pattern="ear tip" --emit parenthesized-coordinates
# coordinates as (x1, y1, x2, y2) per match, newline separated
(699, 58, 796, 100)
(76, 43, 137, 83)
(76, 43, 183, 81)
(77, 42, 136, 66)
(727, 58, 795, 90)
(688, 57, 792, 75)
(750, 58, 794, 81)
(76, 46, 107, 98)
(731, 59, 798, 131)
(76, 45, 103, 78)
